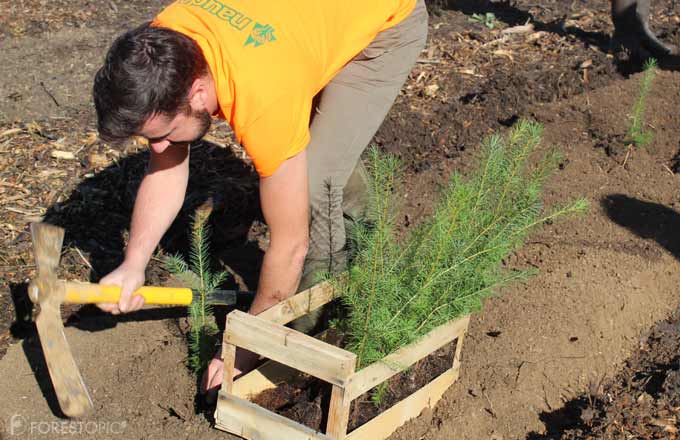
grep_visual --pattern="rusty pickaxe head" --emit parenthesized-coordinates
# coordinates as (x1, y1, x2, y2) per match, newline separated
(28, 222, 93, 418)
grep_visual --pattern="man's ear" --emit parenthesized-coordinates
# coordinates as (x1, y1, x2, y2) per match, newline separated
(188, 77, 209, 112)
(187, 74, 218, 114)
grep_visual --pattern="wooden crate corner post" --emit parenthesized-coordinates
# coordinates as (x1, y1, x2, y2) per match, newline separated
(220, 341, 237, 395)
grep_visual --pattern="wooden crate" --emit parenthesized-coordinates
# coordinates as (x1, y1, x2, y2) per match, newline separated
(214, 281, 470, 440)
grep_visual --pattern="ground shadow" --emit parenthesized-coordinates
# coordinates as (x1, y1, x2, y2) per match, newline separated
(42, 139, 262, 284)
(429, 0, 610, 50)
(426, 0, 680, 74)
(525, 396, 592, 439)
(9, 283, 33, 339)
(14, 293, 255, 418)
(659, 53, 680, 71)
(633, 361, 679, 398)
(601, 193, 680, 261)
(10, 139, 263, 337)
(20, 334, 67, 418)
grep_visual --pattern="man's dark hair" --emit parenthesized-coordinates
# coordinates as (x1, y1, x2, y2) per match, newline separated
(93, 23, 208, 143)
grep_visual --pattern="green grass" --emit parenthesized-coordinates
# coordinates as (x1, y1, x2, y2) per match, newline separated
(333, 121, 587, 370)
(469, 12, 497, 29)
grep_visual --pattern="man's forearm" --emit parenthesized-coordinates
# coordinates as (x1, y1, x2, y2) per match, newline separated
(248, 242, 307, 315)
(249, 150, 309, 315)
(125, 145, 189, 268)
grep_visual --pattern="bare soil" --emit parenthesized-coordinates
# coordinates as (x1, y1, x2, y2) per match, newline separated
(2, 1, 680, 439)
(533, 307, 680, 438)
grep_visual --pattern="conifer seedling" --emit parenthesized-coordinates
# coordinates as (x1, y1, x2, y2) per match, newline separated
(164, 205, 230, 374)
(628, 58, 657, 148)
(334, 121, 587, 378)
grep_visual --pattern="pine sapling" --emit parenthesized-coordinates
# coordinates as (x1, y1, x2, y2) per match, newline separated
(165, 205, 230, 375)
(628, 58, 657, 148)
(335, 121, 587, 373)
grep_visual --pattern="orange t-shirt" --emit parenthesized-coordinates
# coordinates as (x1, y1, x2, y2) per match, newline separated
(153, 0, 416, 176)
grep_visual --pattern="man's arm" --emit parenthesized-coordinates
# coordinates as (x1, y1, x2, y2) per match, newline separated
(199, 149, 309, 399)
(249, 150, 310, 315)
(98, 143, 190, 314)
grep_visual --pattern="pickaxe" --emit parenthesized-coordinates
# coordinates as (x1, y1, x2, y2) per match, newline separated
(28, 222, 252, 417)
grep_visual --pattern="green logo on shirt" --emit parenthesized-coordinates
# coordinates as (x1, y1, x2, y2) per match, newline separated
(245, 23, 276, 48)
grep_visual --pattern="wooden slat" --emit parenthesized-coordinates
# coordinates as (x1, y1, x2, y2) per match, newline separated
(225, 310, 356, 387)
(259, 279, 338, 325)
(215, 392, 332, 440)
(345, 366, 460, 440)
(346, 315, 469, 400)
(221, 342, 237, 394)
(326, 381, 354, 438)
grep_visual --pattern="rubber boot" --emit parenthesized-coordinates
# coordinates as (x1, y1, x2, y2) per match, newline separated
(342, 160, 370, 258)
(342, 160, 370, 223)
(611, 0, 675, 60)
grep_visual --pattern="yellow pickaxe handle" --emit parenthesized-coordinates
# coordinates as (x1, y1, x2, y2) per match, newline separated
(63, 282, 193, 305)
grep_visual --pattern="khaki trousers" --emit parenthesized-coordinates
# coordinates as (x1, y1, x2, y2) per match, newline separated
(303, 0, 428, 283)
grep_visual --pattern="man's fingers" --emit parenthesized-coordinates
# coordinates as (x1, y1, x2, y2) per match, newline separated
(202, 358, 223, 404)
(97, 302, 115, 311)
(118, 285, 136, 313)
(202, 358, 223, 392)
(201, 355, 247, 404)
(100, 292, 143, 314)
(205, 366, 222, 405)
(201, 367, 217, 394)
(97, 302, 119, 313)
(209, 365, 222, 390)
(130, 294, 145, 311)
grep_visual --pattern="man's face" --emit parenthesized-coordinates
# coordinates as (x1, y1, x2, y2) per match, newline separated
(140, 107, 212, 154)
